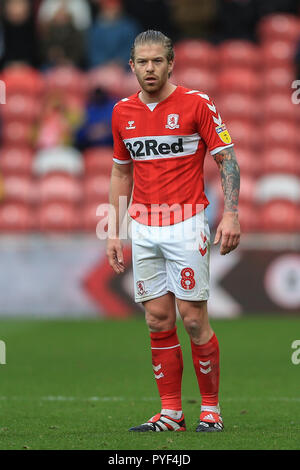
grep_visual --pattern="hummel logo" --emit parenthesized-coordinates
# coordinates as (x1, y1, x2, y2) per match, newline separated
(126, 120, 136, 130)
(153, 363, 164, 379)
(199, 359, 211, 374)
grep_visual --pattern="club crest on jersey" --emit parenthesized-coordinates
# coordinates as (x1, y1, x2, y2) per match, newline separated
(165, 114, 180, 130)
(126, 120, 136, 130)
(215, 123, 232, 144)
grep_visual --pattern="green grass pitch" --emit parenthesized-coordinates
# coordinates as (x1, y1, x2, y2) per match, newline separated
(0, 316, 299, 450)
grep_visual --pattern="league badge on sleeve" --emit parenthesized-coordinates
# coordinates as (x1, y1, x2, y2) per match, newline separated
(215, 123, 232, 144)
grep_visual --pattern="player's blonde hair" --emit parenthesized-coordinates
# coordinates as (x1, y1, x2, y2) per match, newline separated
(130, 30, 174, 64)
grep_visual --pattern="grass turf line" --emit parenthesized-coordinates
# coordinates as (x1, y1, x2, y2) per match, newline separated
(0, 316, 299, 450)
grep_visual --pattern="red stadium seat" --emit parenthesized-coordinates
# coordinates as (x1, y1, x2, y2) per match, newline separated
(238, 202, 259, 233)
(226, 120, 260, 149)
(0, 94, 41, 123)
(173, 68, 218, 98)
(218, 40, 261, 70)
(119, 72, 139, 97)
(1, 121, 33, 147)
(262, 66, 296, 94)
(3, 175, 36, 204)
(37, 201, 80, 232)
(234, 147, 260, 176)
(239, 175, 256, 204)
(174, 40, 219, 70)
(37, 173, 83, 204)
(257, 13, 300, 43)
(0, 202, 35, 232)
(0, 65, 44, 97)
(218, 93, 260, 122)
(87, 64, 124, 98)
(261, 40, 297, 68)
(258, 200, 299, 232)
(218, 68, 262, 95)
(260, 148, 299, 175)
(255, 174, 299, 203)
(82, 201, 109, 233)
(0, 147, 34, 175)
(262, 120, 298, 150)
(83, 174, 110, 203)
(44, 66, 87, 98)
(262, 93, 300, 122)
(84, 147, 113, 175)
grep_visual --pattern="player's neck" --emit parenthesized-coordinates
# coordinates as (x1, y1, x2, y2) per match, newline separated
(139, 82, 177, 104)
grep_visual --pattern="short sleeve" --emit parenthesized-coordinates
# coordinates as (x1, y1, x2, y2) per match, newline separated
(196, 95, 234, 156)
(112, 106, 132, 164)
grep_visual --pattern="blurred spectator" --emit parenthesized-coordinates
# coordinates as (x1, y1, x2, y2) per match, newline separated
(172, 0, 217, 40)
(213, 0, 258, 42)
(256, 0, 300, 17)
(74, 87, 114, 150)
(39, 6, 85, 68)
(34, 93, 82, 150)
(37, 0, 92, 31)
(0, 0, 39, 69)
(87, 0, 140, 69)
(123, 0, 178, 39)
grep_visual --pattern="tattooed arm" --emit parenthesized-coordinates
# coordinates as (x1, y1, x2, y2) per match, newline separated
(212, 146, 241, 255)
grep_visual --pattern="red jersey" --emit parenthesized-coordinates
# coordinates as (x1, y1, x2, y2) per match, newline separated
(112, 85, 233, 226)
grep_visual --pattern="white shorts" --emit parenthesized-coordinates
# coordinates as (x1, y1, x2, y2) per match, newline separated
(131, 211, 210, 303)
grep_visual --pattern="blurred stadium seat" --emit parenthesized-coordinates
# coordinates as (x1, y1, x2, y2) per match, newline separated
(37, 173, 83, 204)
(0, 94, 41, 123)
(84, 147, 113, 175)
(83, 174, 110, 203)
(261, 120, 299, 149)
(237, 202, 259, 233)
(87, 64, 124, 98)
(218, 40, 261, 70)
(261, 40, 297, 68)
(37, 201, 80, 232)
(255, 174, 300, 203)
(174, 40, 219, 70)
(173, 68, 218, 97)
(260, 147, 299, 175)
(33, 146, 84, 176)
(3, 175, 36, 204)
(239, 175, 256, 204)
(44, 66, 87, 99)
(262, 93, 300, 122)
(257, 13, 300, 43)
(0, 202, 35, 232)
(0, 147, 34, 175)
(258, 199, 299, 232)
(218, 68, 262, 95)
(0, 65, 44, 97)
(262, 67, 296, 94)
(234, 147, 260, 176)
(1, 121, 34, 147)
(226, 120, 260, 149)
(219, 93, 260, 122)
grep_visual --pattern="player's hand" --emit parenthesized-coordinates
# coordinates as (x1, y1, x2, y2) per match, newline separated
(106, 237, 125, 274)
(213, 212, 241, 255)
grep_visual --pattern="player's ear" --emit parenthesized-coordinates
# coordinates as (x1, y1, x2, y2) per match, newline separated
(168, 59, 174, 77)
(129, 59, 135, 73)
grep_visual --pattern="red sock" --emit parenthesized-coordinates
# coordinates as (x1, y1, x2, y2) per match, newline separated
(150, 326, 183, 411)
(191, 333, 220, 407)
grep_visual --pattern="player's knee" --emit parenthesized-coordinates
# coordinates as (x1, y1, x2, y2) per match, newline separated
(145, 308, 173, 332)
(182, 315, 203, 337)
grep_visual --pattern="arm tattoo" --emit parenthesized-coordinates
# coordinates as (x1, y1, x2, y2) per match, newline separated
(213, 147, 240, 213)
